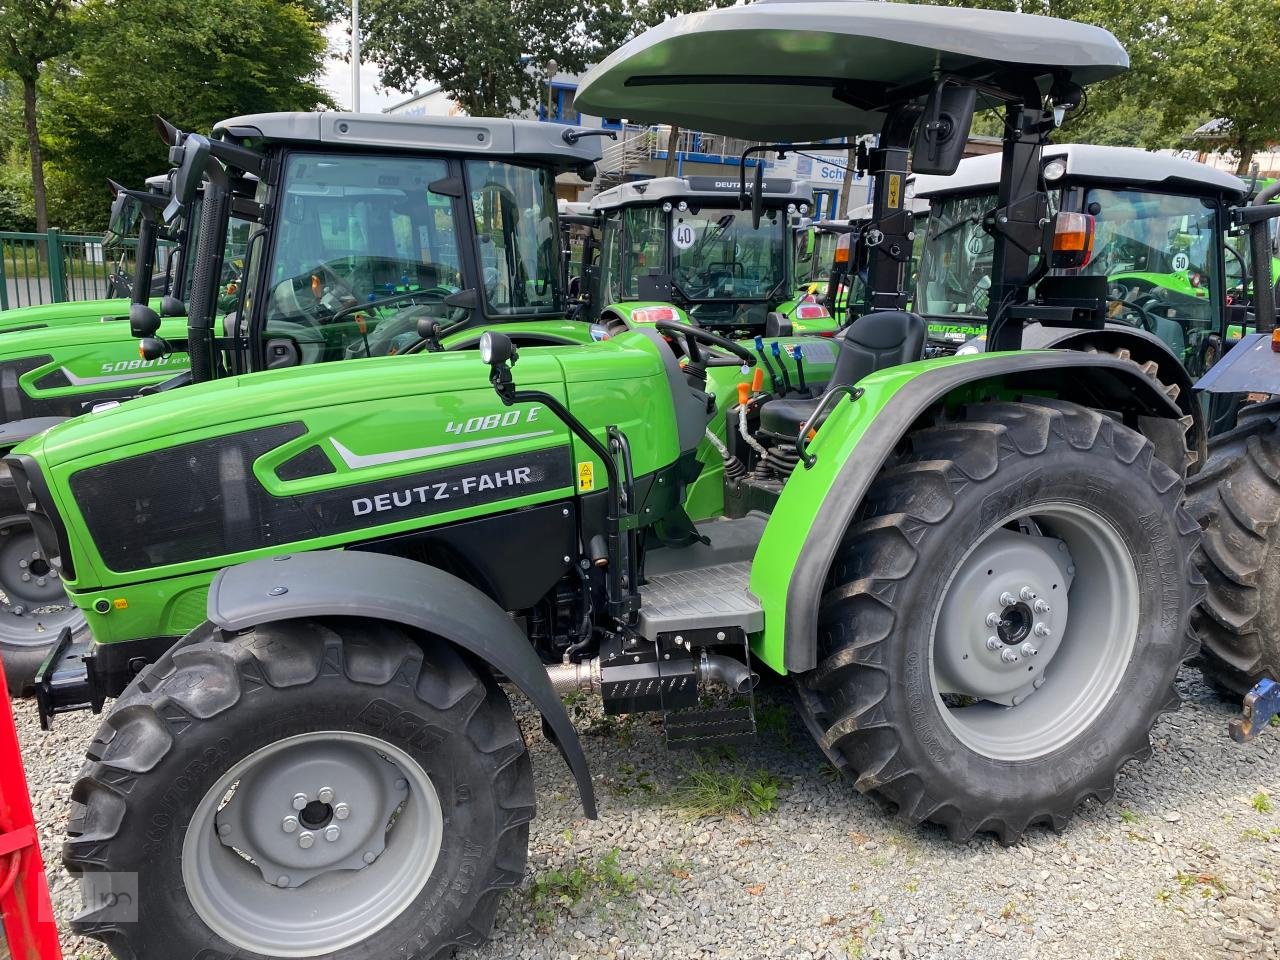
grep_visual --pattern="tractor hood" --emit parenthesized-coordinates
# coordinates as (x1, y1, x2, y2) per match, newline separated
(0, 298, 134, 333)
(574, 0, 1128, 142)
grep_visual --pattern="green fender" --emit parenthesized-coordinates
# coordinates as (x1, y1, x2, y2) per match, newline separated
(747, 349, 1186, 675)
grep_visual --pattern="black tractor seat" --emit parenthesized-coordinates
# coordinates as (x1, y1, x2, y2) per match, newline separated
(758, 310, 927, 442)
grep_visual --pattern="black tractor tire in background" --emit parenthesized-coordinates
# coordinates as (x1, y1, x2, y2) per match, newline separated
(1184, 400, 1280, 695)
(0, 474, 86, 696)
(64, 618, 534, 960)
(797, 398, 1203, 843)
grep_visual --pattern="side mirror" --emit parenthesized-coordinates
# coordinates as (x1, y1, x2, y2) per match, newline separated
(1049, 212, 1096, 270)
(130, 302, 162, 338)
(913, 83, 977, 177)
(165, 134, 212, 221)
(264, 337, 302, 369)
(443, 288, 480, 311)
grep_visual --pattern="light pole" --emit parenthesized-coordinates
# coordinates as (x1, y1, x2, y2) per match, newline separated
(351, 0, 361, 112)
(544, 59, 558, 121)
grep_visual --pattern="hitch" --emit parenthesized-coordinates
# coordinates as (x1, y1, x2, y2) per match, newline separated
(1229, 678, 1279, 744)
(33, 627, 104, 731)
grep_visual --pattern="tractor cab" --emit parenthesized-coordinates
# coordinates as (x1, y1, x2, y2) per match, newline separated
(153, 112, 609, 382)
(914, 145, 1249, 378)
(587, 175, 834, 336)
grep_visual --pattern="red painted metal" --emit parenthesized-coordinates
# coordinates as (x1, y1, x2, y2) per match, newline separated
(0, 671, 62, 959)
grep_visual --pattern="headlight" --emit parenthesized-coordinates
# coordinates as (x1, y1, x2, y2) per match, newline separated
(956, 337, 987, 356)
(1043, 159, 1067, 182)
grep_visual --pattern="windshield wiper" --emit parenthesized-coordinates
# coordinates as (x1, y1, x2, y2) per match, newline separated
(928, 209, 990, 242)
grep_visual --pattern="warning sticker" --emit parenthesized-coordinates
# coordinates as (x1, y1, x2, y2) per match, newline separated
(887, 174, 902, 209)
(671, 222, 697, 251)
(578, 461, 595, 492)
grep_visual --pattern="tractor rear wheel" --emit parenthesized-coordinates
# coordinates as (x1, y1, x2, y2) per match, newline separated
(800, 399, 1202, 842)
(1184, 400, 1280, 694)
(63, 618, 534, 959)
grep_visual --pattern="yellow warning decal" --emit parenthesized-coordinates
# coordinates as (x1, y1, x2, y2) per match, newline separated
(577, 461, 595, 492)
(887, 174, 902, 209)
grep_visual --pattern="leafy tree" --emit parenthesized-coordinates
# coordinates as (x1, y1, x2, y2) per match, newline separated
(0, 0, 80, 230)
(42, 0, 331, 230)
(359, 0, 733, 119)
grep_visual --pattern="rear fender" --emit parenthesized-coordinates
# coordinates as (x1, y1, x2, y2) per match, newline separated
(749, 350, 1184, 675)
(206, 550, 597, 817)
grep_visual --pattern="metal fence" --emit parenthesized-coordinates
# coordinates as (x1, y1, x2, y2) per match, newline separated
(0, 229, 170, 310)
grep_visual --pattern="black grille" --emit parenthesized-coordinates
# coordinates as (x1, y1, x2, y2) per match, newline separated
(275, 444, 336, 481)
(71, 426, 572, 574)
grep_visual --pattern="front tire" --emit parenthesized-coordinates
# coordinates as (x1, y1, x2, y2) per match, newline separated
(798, 399, 1202, 842)
(64, 618, 534, 959)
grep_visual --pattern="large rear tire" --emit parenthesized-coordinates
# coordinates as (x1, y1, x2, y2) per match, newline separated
(0, 473, 86, 696)
(797, 399, 1202, 843)
(1185, 401, 1280, 694)
(64, 618, 534, 959)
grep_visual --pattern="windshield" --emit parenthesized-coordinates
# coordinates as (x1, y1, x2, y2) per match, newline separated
(796, 228, 841, 287)
(467, 159, 561, 316)
(260, 152, 465, 363)
(670, 205, 786, 302)
(1085, 187, 1220, 376)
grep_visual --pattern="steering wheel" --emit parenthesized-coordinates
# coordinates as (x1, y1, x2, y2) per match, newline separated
(1107, 297, 1158, 334)
(654, 320, 756, 369)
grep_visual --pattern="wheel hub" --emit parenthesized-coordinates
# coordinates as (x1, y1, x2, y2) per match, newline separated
(934, 528, 1075, 706)
(0, 525, 62, 607)
(214, 740, 409, 888)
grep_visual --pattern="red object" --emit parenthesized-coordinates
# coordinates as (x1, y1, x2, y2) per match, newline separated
(0, 672, 62, 959)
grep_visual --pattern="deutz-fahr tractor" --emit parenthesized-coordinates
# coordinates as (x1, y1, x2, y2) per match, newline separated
(15, 4, 1207, 957)
(586, 175, 840, 336)
(0, 115, 607, 692)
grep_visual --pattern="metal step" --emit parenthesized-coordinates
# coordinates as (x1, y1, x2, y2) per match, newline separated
(664, 706, 757, 749)
(637, 560, 764, 641)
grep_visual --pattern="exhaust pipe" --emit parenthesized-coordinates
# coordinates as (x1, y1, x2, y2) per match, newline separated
(546, 658, 602, 696)
(697, 653, 759, 695)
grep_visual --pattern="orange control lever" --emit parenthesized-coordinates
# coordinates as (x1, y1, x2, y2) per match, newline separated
(751, 367, 764, 393)
(737, 382, 750, 407)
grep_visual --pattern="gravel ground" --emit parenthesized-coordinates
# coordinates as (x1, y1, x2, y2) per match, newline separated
(15, 663, 1279, 960)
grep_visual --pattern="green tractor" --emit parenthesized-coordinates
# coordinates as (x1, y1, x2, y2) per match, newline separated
(0, 115, 605, 691)
(585, 175, 837, 337)
(19, 4, 1209, 957)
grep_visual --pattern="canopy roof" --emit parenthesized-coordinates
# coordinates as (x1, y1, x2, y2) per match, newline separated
(575, 0, 1127, 142)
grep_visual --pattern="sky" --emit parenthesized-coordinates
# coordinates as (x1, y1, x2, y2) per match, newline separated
(319, 23, 418, 113)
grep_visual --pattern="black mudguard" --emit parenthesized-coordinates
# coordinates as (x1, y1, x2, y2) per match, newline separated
(207, 550, 597, 818)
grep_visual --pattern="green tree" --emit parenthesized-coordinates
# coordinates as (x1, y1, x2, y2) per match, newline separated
(43, 0, 331, 230)
(0, 0, 80, 230)
(359, 0, 732, 119)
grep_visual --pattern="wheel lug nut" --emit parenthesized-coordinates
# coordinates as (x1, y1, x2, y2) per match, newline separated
(35, 577, 45, 587)
(999, 592, 1016, 606)
(282, 816, 298, 834)
(1034, 599, 1050, 613)
(276, 875, 290, 888)
(1020, 643, 1038, 657)
(1033, 623, 1050, 638)
(1033, 676, 1046, 689)
(1012, 694, 1024, 706)
(30, 551, 38, 559)
(324, 825, 341, 842)
(985, 636, 1002, 651)
(17, 559, 27, 569)
(317, 786, 334, 804)
(334, 803, 350, 820)
(1019, 586, 1035, 601)
(20, 573, 29, 582)
(363, 851, 377, 864)
(298, 831, 315, 849)
(292, 793, 308, 811)
(1000, 648, 1020, 663)
(985, 612, 1000, 627)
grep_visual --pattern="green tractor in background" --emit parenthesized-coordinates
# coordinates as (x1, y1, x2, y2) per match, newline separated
(14, 4, 1214, 958)
(585, 174, 839, 337)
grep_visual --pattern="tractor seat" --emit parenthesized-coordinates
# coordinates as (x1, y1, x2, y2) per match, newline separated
(758, 310, 927, 442)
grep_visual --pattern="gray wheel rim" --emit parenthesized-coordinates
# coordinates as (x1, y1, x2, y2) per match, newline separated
(930, 502, 1139, 761)
(182, 730, 443, 957)
(0, 515, 82, 648)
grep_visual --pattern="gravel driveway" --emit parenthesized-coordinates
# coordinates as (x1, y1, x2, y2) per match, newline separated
(16, 664, 1279, 960)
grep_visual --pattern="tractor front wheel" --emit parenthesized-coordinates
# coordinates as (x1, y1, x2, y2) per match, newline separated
(63, 618, 534, 959)
(801, 399, 1202, 842)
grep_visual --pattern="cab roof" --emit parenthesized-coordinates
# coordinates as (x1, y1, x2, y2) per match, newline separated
(574, 0, 1127, 142)
(912, 145, 1248, 200)
(590, 175, 812, 211)
(211, 112, 603, 168)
